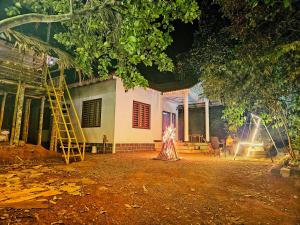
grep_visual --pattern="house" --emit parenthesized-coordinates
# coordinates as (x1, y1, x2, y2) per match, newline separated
(65, 76, 224, 153)
(0, 39, 225, 161)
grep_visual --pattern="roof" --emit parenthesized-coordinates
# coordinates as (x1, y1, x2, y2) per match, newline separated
(0, 39, 44, 84)
(148, 79, 198, 92)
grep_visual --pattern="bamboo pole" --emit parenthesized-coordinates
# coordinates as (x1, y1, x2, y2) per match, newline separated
(0, 92, 7, 130)
(22, 98, 31, 143)
(0, 79, 45, 91)
(10, 83, 21, 145)
(13, 83, 25, 145)
(37, 96, 45, 145)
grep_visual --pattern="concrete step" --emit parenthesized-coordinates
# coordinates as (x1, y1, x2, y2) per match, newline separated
(177, 149, 210, 154)
(248, 150, 267, 158)
(155, 142, 209, 152)
(176, 142, 208, 147)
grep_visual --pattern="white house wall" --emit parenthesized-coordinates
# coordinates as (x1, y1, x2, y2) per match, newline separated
(114, 78, 178, 144)
(114, 78, 161, 144)
(69, 79, 116, 144)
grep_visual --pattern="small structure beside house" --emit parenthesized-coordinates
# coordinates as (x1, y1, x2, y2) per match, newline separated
(0, 37, 85, 164)
(0, 39, 45, 146)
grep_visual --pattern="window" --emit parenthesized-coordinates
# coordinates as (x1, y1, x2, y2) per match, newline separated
(82, 98, 102, 128)
(132, 101, 150, 129)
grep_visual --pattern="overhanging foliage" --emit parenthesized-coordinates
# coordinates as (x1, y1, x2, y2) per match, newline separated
(176, 0, 300, 157)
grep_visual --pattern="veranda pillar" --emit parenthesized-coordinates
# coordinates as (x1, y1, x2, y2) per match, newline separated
(184, 91, 189, 142)
(22, 98, 31, 143)
(0, 92, 7, 130)
(11, 83, 25, 145)
(37, 96, 45, 145)
(205, 98, 210, 142)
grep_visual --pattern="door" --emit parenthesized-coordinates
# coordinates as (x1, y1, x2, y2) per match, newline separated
(172, 113, 176, 128)
(162, 111, 171, 135)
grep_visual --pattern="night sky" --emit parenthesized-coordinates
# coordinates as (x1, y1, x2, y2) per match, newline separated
(167, 20, 198, 57)
(141, 19, 199, 86)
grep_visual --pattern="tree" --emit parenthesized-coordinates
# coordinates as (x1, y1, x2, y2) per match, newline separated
(176, 0, 300, 158)
(1, 0, 199, 88)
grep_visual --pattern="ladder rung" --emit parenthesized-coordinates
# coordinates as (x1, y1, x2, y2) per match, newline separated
(49, 92, 64, 96)
(61, 137, 76, 139)
(48, 88, 60, 90)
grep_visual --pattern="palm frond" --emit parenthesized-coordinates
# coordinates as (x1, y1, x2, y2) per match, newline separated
(1, 29, 75, 68)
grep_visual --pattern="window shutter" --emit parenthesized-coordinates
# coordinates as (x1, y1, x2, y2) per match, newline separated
(144, 104, 150, 129)
(132, 101, 150, 129)
(132, 101, 139, 128)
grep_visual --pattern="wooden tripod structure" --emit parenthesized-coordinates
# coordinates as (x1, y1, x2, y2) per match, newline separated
(156, 126, 180, 161)
(233, 113, 279, 161)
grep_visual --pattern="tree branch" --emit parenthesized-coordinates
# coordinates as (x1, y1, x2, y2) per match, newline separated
(70, 0, 74, 14)
(0, 13, 73, 33)
(0, 2, 120, 33)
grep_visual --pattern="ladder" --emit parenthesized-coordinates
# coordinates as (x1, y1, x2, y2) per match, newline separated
(45, 67, 86, 164)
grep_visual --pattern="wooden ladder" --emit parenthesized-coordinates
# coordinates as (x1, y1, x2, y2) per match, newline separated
(45, 67, 86, 164)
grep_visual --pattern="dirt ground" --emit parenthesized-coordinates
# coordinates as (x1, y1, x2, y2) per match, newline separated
(0, 144, 63, 165)
(0, 151, 299, 225)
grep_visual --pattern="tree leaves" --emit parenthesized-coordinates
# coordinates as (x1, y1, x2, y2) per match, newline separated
(4, 0, 199, 88)
(176, 0, 299, 150)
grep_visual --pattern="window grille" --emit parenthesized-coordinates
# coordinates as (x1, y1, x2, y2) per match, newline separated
(82, 98, 102, 128)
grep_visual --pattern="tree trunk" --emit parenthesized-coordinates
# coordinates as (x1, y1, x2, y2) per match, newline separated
(279, 105, 296, 159)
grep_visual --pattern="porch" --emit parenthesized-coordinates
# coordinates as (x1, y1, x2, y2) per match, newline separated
(160, 83, 211, 153)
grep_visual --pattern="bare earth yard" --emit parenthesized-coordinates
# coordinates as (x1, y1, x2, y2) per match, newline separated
(0, 151, 299, 225)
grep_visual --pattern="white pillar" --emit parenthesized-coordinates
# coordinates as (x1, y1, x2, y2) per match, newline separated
(205, 98, 210, 142)
(112, 142, 116, 154)
(184, 91, 189, 142)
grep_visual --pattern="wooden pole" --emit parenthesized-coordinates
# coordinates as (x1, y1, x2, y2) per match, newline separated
(37, 96, 45, 145)
(49, 116, 56, 151)
(22, 98, 31, 143)
(184, 91, 189, 142)
(78, 70, 82, 85)
(205, 98, 210, 142)
(10, 83, 21, 145)
(13, 83, 25, 145)
(0, 92, 7, 130)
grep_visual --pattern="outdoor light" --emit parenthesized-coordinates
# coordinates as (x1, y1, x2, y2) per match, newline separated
(46, 55, 58, 66)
